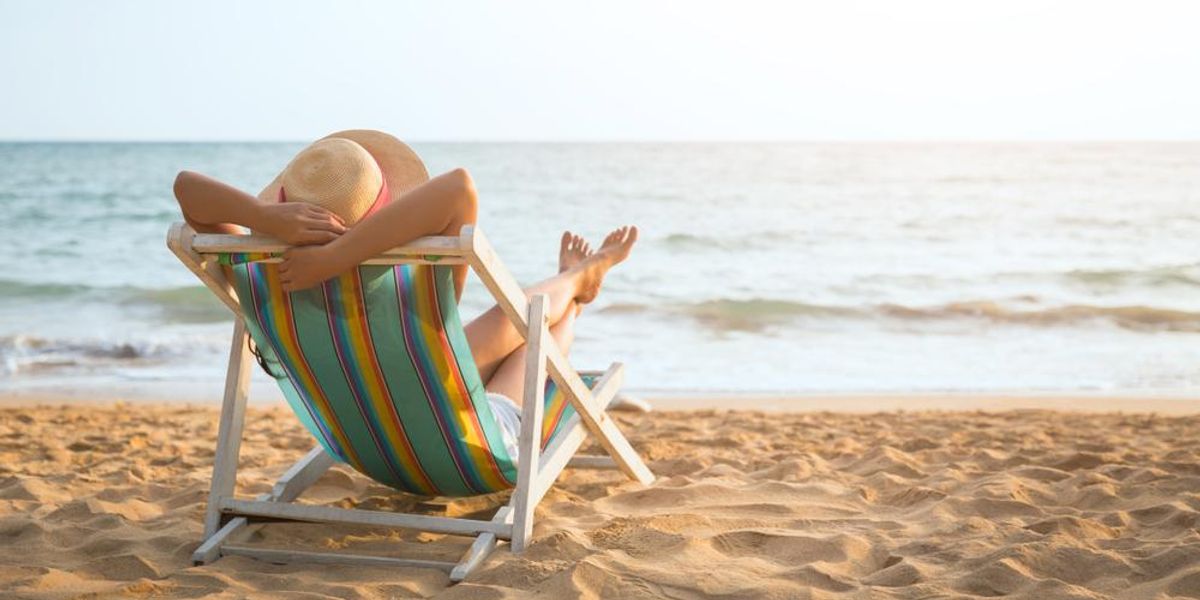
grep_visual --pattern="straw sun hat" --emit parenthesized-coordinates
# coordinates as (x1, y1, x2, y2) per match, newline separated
(258, 130, 429, 225)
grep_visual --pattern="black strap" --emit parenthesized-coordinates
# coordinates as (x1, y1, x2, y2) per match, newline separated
(247, 336, 284, 379)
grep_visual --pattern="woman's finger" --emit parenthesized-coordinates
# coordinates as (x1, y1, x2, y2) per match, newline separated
(306, 205, 345, 225)
(305, 217, 345, 233)
(309, 223, 348, 236)
(304, 218, 346, 234)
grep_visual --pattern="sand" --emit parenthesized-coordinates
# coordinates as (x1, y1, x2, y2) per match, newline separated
(2, 400, 1200, 599)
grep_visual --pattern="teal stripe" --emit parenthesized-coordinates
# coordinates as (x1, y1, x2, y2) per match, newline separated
(433, 265, 517, 485)
(235, 264, 346, 461)
(363, 265, 470, 495)
(397, 265, 490, 493)
(321, 271, 426, 491)
(287, 283, 397, 483)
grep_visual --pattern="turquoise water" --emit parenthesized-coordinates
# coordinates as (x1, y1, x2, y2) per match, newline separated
(2, 142, 1200, 400)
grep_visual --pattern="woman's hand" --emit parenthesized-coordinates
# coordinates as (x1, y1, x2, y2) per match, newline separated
(255, 203, 347, 245)
(278, 243, 348, 291)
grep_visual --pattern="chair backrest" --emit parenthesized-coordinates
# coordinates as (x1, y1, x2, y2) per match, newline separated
(220, 254, 582, 497)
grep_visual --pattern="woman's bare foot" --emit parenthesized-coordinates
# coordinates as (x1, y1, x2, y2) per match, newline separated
(574, 226, 638, 304)
(559, 231, 592, 273)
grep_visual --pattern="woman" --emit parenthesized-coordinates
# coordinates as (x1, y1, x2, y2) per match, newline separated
(172, 130, 637, 444)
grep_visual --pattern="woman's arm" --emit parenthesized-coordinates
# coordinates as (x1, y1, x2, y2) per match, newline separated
(278, 168, 478, 297)
(173, 170, 346, 243)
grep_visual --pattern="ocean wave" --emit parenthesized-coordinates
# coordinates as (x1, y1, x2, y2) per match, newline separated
(0, 279, 93, 298)
(1062, 264, 1200, 288)
(662, 232, 730, 250)
(854, 265, 1200, 292)
(0, 279, 228, 323)
(683, 299, 856, 330)
(0, 334, 223, 377)
(878, 301, 1200, 331)
(121, 286, 229, 323)
(661, 230, 801, 251)
(602, 297, 1200, 333)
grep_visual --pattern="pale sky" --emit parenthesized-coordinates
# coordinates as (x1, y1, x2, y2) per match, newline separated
(1, 0, 1198, 141)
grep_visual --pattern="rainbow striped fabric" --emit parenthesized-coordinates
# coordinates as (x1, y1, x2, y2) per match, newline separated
(227, 259, 587, 497)
(218, 252, 280, 265)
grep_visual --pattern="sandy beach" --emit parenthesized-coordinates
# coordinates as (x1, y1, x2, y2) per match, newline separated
(2, 397, 1199, 599)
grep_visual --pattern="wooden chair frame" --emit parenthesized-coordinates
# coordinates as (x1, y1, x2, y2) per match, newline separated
(166, 222, 655, 581)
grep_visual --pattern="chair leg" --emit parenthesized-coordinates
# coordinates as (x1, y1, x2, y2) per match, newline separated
(510, 294, 549, 553)
(201, 319, 252, 538)
(193, 447, 335, 564)
(544, 352, 654, 485)
(528, 364, 626, 508)
(193, 495, 265, 564)
(450, 506, 514, 582)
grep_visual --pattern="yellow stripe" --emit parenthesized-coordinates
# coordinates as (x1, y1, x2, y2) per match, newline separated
(415, 268, 509, 490)
(339, 272, 436, 494)
(263, 269, 363, 471)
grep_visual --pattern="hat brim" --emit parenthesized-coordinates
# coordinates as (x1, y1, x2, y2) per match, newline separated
(257, 130, 430, 209)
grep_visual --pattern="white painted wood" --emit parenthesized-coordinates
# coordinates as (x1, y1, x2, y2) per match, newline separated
(221, 499, 513, 538)
(511, 295, 549, 553)
(195, 448, 332, 563)
(193, 492, 270, 564)
(451, 535, 496, 581)
(462, 226, 532, 334)
(545, 351, 655, 485)
(590, 415, 655, 484)
(531, 364, 626, 506)
(166, 223, 241, 314)
(534, 422, 588, 504)
(271, 447, 334, 501)
(194, 517, 247, 564)
(193, 518, 247, 564)
(450, 506, 513, 582)
(202, 320, 253, 538)
(191, 232, 465, 257)
(220, 545, 457, 571)
(211, 256, 466, 266)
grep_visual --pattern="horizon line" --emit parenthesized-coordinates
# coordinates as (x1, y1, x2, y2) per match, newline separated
(1, 137, 1199, 144)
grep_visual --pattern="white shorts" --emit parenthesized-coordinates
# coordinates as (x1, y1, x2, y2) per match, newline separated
(486, 392, 522, 462)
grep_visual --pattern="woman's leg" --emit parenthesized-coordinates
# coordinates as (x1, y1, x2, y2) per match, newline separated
(483, 302, 577, 406)
(466, 271, 584, 383)
(465, 226, 637, 383)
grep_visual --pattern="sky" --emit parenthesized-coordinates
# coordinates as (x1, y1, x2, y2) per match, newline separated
(1, 0, 1198, 141)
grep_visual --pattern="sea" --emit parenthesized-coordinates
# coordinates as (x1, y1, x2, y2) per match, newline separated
(1, 141, 1199, 402)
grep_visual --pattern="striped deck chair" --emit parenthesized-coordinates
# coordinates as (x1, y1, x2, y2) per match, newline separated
(167, 222, 654, 581)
